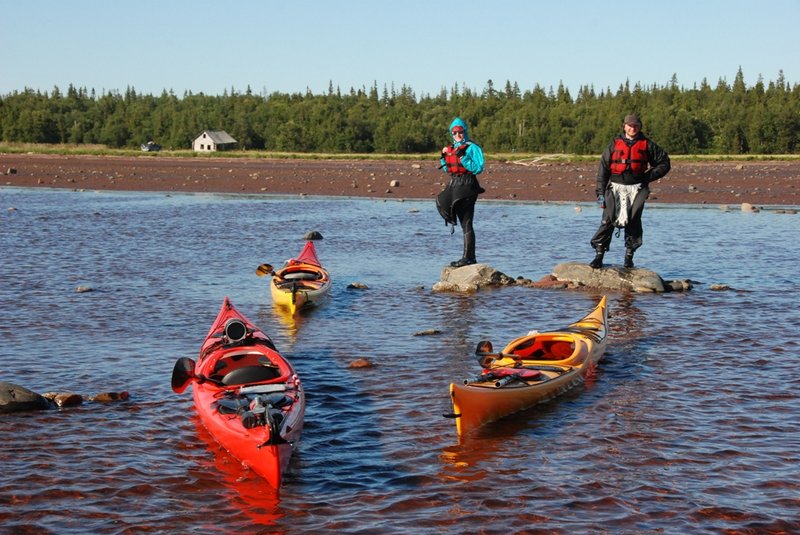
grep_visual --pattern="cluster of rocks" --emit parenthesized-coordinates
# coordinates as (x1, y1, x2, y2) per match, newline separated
(433, 262, 696, 294)
(1, 381, 129, 414)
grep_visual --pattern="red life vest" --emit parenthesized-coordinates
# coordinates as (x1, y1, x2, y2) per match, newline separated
(610, 138, 649, 175)
(444, 142, 471, 175)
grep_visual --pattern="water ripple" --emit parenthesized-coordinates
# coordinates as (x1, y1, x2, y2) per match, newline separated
(1, 189, 799, 532)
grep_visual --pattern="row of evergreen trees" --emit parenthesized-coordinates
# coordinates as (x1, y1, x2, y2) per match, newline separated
(1, 69, 798, 155)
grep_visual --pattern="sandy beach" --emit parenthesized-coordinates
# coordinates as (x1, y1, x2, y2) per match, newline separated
(2, 153, 798, 206)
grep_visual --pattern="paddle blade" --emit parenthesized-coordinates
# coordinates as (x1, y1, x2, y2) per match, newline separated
(256, 264, 274, 277)
(264, 412, 288, 446)
(477, 355, 495, 368)
(475, 340, 495, 367)
(171, 357, 196, 394)
(475, 340, 493, 355)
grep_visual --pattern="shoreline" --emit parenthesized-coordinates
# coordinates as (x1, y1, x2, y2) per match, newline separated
(2, 153, 799, 206)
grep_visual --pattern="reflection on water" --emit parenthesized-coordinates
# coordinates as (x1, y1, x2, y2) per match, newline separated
(1, 188, 799, 533)
(191, 418, 284, 529)
(261, 300, 309, 342)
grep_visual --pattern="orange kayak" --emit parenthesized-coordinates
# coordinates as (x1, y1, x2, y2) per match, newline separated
(268, 241, 331, 315)
(449, 296, 608, 436)
(171, 297, 304, 489)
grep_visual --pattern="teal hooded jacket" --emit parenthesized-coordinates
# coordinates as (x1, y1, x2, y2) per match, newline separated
(439, 117, 485, 175)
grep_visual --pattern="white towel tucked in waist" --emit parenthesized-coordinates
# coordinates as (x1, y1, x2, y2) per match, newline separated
(611, 182, 642, 227)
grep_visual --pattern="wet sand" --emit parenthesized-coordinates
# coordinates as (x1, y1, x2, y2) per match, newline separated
(2, 153, 798, 206)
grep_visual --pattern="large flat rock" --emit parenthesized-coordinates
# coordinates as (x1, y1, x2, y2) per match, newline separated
(553, 262, 666, 292)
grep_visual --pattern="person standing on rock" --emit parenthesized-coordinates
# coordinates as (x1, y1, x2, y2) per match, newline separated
(589, 113, 671, 269)
(436, 117, 485, 267)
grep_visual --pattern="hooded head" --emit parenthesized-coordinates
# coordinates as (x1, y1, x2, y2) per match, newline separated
(449, 117, 469, 145)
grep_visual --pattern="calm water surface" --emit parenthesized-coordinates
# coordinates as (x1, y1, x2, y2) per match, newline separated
(1, 187, 799, 534)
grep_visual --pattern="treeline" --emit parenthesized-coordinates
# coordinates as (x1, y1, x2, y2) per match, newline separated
(1, 69, 798, 155)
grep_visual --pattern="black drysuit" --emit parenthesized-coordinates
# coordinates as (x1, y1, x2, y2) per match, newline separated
(590, 133, 671, 252)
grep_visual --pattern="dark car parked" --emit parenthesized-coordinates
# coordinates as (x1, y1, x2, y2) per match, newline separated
(141, 141, 162, 152)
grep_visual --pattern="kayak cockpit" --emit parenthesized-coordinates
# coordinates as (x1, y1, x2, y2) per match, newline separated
(280, 269, 324, 281)
(502, 334, 577, 362)
(273, 267, 328, 292)
(206, 350, 292, 387)
(218, 365, 281, 386)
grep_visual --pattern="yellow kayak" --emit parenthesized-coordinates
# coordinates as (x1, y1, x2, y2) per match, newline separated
(448, 296, 608, 436)
(265, 241, 331, 315)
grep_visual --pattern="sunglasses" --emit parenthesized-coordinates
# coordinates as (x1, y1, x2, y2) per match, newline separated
(451, 129, 465, 135)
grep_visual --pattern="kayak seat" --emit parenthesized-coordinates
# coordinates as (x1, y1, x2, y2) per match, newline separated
(542, 341, 575, 359)
(508, 339, 546, 359)
(509, 338, 575, 360)
(282, 271, 322, 281)
(220, 365, 282, 386)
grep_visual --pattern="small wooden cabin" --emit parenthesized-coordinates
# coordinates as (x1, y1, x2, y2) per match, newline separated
(192, 130, 238, 152)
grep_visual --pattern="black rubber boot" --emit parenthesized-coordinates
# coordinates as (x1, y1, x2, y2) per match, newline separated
(451, 231, 477, 267)
(589, 251, 604, 269)
(624, 249, 635, 268)
(450, 257, 476, 267)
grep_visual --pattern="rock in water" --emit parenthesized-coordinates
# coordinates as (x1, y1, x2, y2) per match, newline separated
(433, 263, 515, 293)
(553, 262, 678, 293)
(42, 392, 84, 408)
(0, 381, 51, 414)
(89, 391, 130, 402)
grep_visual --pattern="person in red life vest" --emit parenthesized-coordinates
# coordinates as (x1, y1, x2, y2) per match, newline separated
(436, 117, 485, 267)
(589, 113, 671, 269)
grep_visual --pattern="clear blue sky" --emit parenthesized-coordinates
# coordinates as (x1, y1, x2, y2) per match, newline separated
(2, 0, 798, 98)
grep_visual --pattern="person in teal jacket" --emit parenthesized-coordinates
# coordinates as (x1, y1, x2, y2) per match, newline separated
(436, 117, 485, 267)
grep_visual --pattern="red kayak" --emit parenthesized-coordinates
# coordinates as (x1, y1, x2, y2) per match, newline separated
(171, 297, 305, 490)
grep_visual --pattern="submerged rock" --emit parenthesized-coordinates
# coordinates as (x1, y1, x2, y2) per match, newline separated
(525, 274, 571, 289)
(414, 328, 442, 336)
(347, 282, 369, 290)
(88, 391, 130, 402)
(43, 392, 84, 408)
